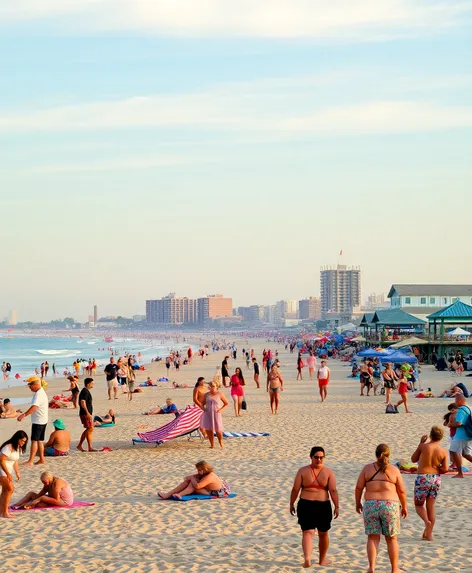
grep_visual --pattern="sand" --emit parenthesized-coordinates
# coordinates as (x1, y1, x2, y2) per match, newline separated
(0, 337, 471, 573)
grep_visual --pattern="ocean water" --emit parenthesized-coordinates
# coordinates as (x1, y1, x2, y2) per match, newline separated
(0, 334, 189, 388)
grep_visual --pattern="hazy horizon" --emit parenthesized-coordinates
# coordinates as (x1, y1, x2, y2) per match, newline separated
(2, 1, 472, 321)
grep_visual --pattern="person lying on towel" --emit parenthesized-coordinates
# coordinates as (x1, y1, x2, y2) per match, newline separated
(143, 399, 179, 417)
(158, 460, 231, 500)
(93, 409, 116, 426)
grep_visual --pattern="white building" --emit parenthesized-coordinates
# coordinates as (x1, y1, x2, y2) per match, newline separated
(388, 284, 472, 321)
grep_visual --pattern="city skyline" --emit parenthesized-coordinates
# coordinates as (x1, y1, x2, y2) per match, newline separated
(1, 2, 471, 321)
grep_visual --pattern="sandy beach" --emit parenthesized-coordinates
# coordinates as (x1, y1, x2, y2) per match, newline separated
(0, 337, 471, 573)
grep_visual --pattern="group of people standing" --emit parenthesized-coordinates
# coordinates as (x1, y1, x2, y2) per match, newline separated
(291, 426, 449, 572)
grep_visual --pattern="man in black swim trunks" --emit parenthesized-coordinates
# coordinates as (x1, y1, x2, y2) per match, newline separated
(290, 446, 339, 568)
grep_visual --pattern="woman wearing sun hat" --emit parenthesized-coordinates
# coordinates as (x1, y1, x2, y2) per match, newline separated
(44, 419, 71, 457)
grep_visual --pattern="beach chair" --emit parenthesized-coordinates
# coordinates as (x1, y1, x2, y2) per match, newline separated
(132, 405, 203, 447)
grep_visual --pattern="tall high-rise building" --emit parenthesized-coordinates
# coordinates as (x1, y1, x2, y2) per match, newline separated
(320, 265, 361, 315)
(237, 305, 264, 322)
(197, 294, 232, 324)
(146, 293, 197, 325)
(299, 297, 321, 320)
(93, 305, 98, 323)
(8, 309, 17, 326)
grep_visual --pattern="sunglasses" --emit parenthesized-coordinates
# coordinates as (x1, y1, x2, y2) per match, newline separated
(312, 456, 325, 460)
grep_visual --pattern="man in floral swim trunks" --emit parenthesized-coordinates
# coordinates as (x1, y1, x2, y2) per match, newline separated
(410, 426, 448, 541)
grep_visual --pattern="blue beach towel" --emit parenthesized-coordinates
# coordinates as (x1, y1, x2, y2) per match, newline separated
(95, 423, 116, 428)
(166, 493, 237, 501)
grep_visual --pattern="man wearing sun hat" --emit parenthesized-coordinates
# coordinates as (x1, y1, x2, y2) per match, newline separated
(17, 376, 49, 466)
(44, 419, 71, 457)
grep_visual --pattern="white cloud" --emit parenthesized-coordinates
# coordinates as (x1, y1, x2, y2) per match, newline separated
(1, 78, 472, 138)
(1, 0, 471, 39)
(31, 154, 200, 174)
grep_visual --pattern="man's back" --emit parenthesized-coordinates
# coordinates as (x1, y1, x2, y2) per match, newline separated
(417, 442, 447, 474)
(51, 429, 71, 451)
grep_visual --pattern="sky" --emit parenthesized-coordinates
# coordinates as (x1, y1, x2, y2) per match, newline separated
(1, 0, 472, 321)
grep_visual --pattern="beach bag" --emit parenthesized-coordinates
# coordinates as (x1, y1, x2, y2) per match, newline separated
(241, 398, 247, 411)
(385, 404, 398, 414)
(460, 406, 472, 438)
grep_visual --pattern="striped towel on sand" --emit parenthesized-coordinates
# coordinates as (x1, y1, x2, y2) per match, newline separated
(221, 431, 270, 438)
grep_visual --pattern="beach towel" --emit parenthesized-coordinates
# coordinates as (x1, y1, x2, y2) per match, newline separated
(165, 494, 237, 502)
(221, 431, 270, 438)
(95, 423, 115, 428)
(11, 501, 95, 511)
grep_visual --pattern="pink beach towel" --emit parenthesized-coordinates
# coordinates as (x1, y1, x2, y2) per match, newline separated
(11, 501, 95, 512)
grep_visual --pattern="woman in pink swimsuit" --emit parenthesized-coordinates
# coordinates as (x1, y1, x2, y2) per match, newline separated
(230, 368, 245, 417)
(12, 472, 74, 509)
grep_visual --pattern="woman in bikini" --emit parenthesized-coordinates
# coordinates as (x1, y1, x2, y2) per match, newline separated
(64, 376, 80, 408)
(267, 363, 284, 414)
(355, 444, 408, 573)
(158, 460, 231, 500)
(395, 372, 412, 413)
(382, 363, 398, 406)
(290, 446, 339, 568)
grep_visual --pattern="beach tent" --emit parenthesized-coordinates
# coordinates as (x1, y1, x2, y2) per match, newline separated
(357, 348, 388, 358)
(379, 350, 417, 364)
(390, 337, 428, 348)
(132, 405, 203, 446)
(447, 327, 471, 337)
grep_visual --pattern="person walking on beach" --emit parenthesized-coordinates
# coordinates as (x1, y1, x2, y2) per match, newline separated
(448, 394, 472, 478)
(201, 381, 229, 449)
(252, 357, 260, 389)
(267, 363, 284, 414)
(355, 444, 407, 573)
(296, 352, 305, 381)
(395, 372, 412, 413)
(77, 378, 97, 452)
(306, 351, 316, 380)
(104, 357, 119, 400)
(17, 376, 48, 466)
(382, 363, 397, 405)
(290, 446, 339, 568)
(0, 431, 28, 518)
(230, 368, 245, 417)
(317, 360, 330, 402)
(221, 356, 230, 387)
(410, 426, 448, 540)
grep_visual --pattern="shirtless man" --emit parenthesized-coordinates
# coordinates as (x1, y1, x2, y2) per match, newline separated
(44, 419, 71, 456)
(410, 426, 448, 540)
(290, 446, 339, 568)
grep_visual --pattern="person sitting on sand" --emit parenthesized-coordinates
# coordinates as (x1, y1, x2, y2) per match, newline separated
(12, 471, 74, 509)
(0, 399, 22, 419)
(158, 460, 231, 500)
(410, 426, 448, 541)
(143, 399, 179, 417)
(44, 419, 70, 456)
(93, 409, 116, 426)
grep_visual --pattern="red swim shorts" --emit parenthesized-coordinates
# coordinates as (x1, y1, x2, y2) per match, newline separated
(318, 379, 329, 388)
(80, 415, 93, 429)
